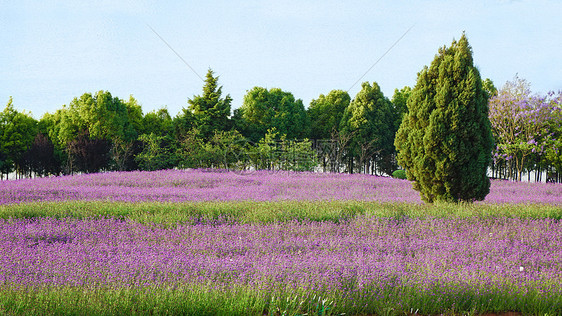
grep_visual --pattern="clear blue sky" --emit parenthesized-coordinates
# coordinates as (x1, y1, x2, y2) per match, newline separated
(2, 0, 561, 119)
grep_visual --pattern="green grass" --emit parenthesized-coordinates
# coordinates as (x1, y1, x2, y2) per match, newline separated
(1, 200, 562, 225)
(1, 282, 561, 315)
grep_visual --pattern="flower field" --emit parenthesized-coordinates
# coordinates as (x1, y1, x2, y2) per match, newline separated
(1, 169, 562, 315)
(1, 169, 561, 205)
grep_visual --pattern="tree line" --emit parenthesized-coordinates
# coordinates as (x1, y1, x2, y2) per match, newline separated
(1, 38, 561, 184)
(0, 69, 407, 179)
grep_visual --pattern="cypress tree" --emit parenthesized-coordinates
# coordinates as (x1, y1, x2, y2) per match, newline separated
(394, 33, 493, 203)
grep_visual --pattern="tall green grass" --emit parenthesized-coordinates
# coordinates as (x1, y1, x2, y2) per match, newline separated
(1, 281, 561, 315)
(1, 200, 561, 225)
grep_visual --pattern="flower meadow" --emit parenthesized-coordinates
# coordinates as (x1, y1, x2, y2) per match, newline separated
(1, 169, 562, 205)
(1, 170, 562, 315)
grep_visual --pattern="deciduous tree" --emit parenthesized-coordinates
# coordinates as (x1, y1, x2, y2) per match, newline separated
(238, 87, 309, 142)
(340, 82, 395, 175)
(308, 90, 350, 140)
(0, 97, 38, 178)
(489, 77, 561, 181)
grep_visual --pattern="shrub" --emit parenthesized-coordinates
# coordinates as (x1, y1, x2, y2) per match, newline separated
(392, 169, 407, 179)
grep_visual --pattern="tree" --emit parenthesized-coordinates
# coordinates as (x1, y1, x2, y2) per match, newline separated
(391, 86, 412, 132)
(124, 95, 143, 139)
(395, 33, 493, 203)
(0, 150, 7, 180)
(247, 128, 316, 172)
(55, 91, 139, 173)
(187, 69, 232, 140)
(139, 107, 174, 137)
(489, 77, 561, 181)
(176, 129, 207, 169)
(21, 133, 56, 177)
(135, 133, 177, 171)
(76, 91, 135, 142)
(308, 90, 350, 140)
(206, 130, 248, 170)
(307, 90, 351, 172)
(67, 129, 111, 174)
(38, 111, 65, 175)
(340, 82, 395, 175)
(238, 87, 309, 142)
(544, 93, 562, 182)
(173, 108, 195, 140)
(0, 97, 38, 179)
(108, 95, 143, 171)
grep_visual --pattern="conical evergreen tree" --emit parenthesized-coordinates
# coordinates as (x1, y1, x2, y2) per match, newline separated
(394, 33, 493, 203)
(188, 69, 232, 140)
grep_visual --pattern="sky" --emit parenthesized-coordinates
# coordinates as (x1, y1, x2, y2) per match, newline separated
(2, 0, 561, 119)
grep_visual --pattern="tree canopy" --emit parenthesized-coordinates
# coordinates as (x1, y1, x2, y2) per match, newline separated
(308, 90, 350, 140)
(237, 87, 309, 142)
(340, 82, 395, 175)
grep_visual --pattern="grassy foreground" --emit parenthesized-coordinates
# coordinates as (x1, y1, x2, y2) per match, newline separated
(2, 282, 560, 316)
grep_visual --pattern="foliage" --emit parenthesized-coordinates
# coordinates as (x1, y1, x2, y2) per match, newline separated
(176, 129, 207, 168)
(139, 107, 173, 137)
(59, 91, 135, 144)
(67, 129, 111, 173)
(238, 87, 310, 142)
(37, 111, 66, 174)
(20, 133, 56, 177)
(308, 89, 350, 140)
(110, 137, 135, 171)
(3, 67, 562, 181)
(391, 169, 407, 179)
(391, 86, 412, 131)
(53, 91, 140, 173)
(544, 92, 562, 179)
(172, 107, 195, 140)
(489, 76, 561, 181)
(249, 128, 317, 172)
(0, 97, 38, 178)
(340, 82, 395, 175)
(124, 95, 143, 137)
(206, 130, 249, 169)
(482, 77, 497, 100)
(135, 133, 177, 171)
(187, 69, 232, 140)
(395, 33, 493, 203)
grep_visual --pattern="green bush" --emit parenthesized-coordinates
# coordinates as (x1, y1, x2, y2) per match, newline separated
(392, 169, 407, 179)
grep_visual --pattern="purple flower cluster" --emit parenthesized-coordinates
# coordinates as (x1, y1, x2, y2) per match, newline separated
(1, 169, 561, 205)
(1, 217, 561, 296)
